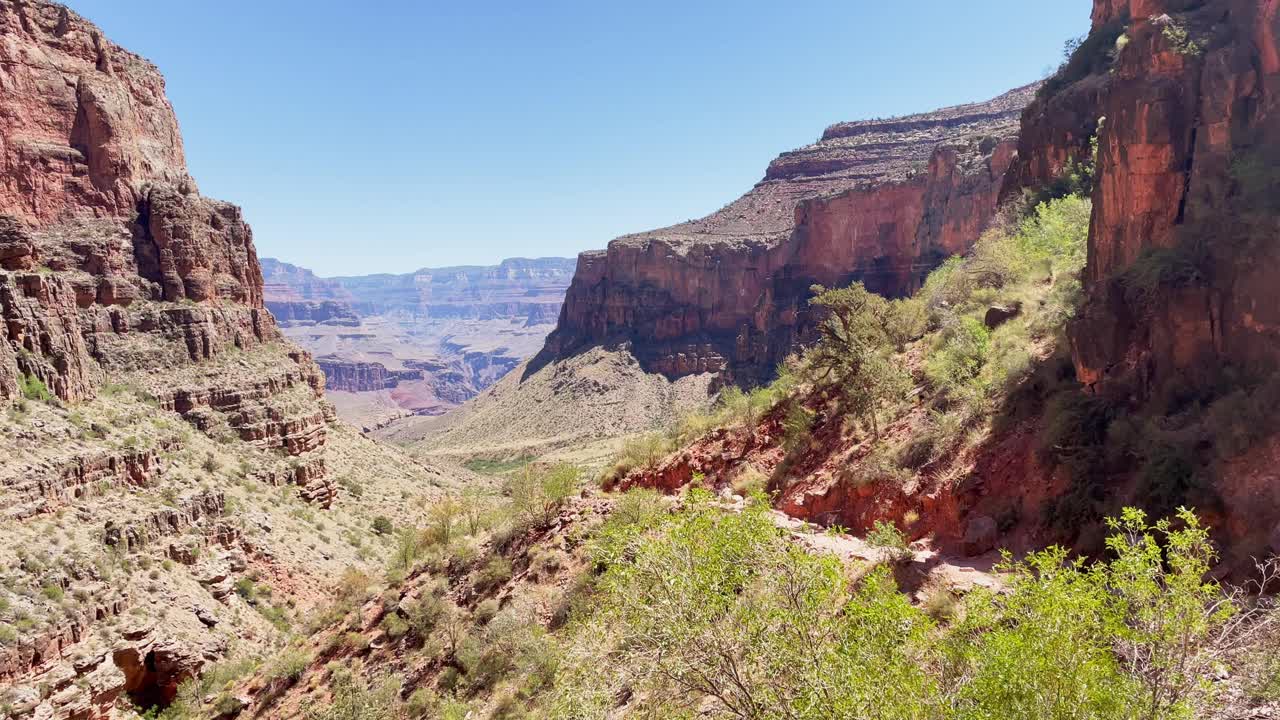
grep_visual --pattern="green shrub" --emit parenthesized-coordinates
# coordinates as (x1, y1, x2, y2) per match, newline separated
(1120, 242, 1206, 311)
(475, 556, 513, 594)
(781, 403, 814, 455)
(807, 282, 912, 438)
(508, 464, 579, 527)
(925, 315, 991, 395)
(265, 648, 311, 685)
(18, 374, 50, 402)
(865, 520, 912, 563)
(371, 516, 394, 536)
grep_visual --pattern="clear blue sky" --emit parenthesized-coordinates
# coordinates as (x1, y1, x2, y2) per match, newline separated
(66, 1, 1088, 276)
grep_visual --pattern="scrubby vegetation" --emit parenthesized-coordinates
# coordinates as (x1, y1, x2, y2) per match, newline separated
(539, 494, 1273, 719)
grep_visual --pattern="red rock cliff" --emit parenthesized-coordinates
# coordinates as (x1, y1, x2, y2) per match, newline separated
(539, 85, 1036, 383)
(0, 0, 192, 224)
(1028, 0, 1280, 395)
(0, 0, 334, 510)
(0, 0, 284, 403)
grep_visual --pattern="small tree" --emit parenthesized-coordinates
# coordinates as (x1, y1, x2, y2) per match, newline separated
(509, 463, 580, 527)
(807, 283, 911, 438)
(426, 497, 463, 546)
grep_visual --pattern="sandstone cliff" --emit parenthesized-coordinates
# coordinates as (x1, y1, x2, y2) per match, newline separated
(0, 4, 469, 718)
(1007, 0, 1280, 398)
(538, 86, 1035, 384)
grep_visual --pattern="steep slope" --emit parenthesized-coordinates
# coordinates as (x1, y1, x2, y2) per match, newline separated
(0, 3, 467, 717)
(612, 0, 1280, 573)
(260, 257, 575, 429)
(537, 85, 1036, 385)
(1003, 0, 1280, 560)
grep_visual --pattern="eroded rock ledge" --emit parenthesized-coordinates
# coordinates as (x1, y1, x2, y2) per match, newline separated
(539, 85, 1037, 383)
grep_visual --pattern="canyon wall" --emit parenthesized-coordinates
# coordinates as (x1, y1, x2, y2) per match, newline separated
(1006, 0, 1280, 397)
(538, 85, 1036, 384)
(0, 4, 369, 716)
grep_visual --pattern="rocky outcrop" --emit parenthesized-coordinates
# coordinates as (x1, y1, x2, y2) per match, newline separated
(539, 85, 1036, 383)
(1031, 0, 1280, 396)
(0, 439, 176, 520)
(317, 358, 423, 392)
(102, 489, 226, 552)
(0, 0, 192, 225)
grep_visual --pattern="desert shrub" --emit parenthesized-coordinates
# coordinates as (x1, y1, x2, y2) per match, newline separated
(337, 475, 365, 499)
(423, 496, 464, 546)
(305, 668, 402, 720)
(865, 520, 912, 564)
(0, 625, 16, 645)
(265, 648, 311, 685)
(1205, 372, 1280, 458)
(18, 374, 50, 402)
(926, 315, 991, 395)
(897, 410, 966, 471)
(508, 464, 579, 527)
(403, 594, 446, 640)
(807, 282, 912, 438)
(371, 516, 394, 536)
(474, 556, 513, 595)
(605, 433, 673, 483)
(717, 385, 776, 428)
(781, 403, 814, 455)
(730, 465, 769, 498)
(1120, 242, 1207, 311)
(840, 446, 913, 490)
(381, 612, 409, 640)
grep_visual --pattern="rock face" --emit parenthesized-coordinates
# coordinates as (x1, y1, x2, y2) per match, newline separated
(539, 85, 1036, 383)
(1011, 0, 1280, 396)
(317, 358, 423, 392)
(0, 5, 353, 715)
(0, 0, 192, 225)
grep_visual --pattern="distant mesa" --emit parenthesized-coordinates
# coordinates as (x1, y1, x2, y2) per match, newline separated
(260, 256, 575, 427)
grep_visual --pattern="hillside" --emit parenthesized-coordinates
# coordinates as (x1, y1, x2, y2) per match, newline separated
(261, 258, 574, 430)
(6, 0, 1280, 719)
(0, 2, 473, 717)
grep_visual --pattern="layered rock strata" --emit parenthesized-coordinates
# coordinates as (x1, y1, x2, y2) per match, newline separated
(1006, 0, 1280, 397)
(539, 85, 1037, 383)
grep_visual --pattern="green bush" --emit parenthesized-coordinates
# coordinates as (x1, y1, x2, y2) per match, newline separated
(925, 315, 991, 394)
(265, 648, 311, 685)
(371, 516, 394, 536)
(18, 374, 50, 402)
(543, 497, 1244, 720)
(865, 520, 912, 563)
(474, 556, 513, 594)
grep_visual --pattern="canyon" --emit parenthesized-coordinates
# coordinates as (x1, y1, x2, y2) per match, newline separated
(3, 0, 1280, 717)
(260, 257, 574, 430)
